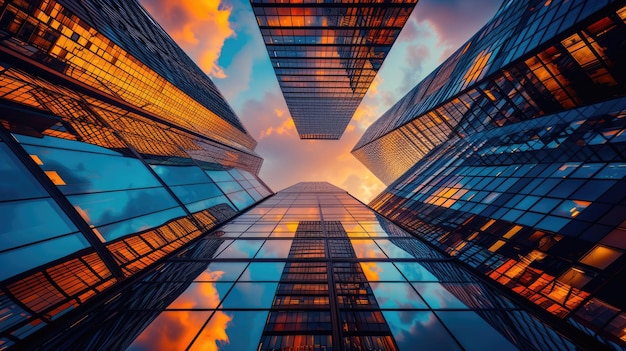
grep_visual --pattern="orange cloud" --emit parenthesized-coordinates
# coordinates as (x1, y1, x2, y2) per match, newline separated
(238, 91, 386, 202)
(133, 309, 231, 351)
(132, 271, 233, 350)
(188, 311, 233, 351)
(140, 0, 234, 78)
(259, 110, 296, 139)
(360, 262, 382, 281)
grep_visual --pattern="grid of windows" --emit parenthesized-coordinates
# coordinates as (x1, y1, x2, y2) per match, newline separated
(0, 0, 257, 151)
(252, 1, 417, 139)
(353, 0, 626, 184)
(0, 0, 271, 347)
(21, 182, 603, 350)
(371, 96, 626, 346)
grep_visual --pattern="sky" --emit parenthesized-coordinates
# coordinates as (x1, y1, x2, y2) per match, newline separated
(139, 0, 504, 203)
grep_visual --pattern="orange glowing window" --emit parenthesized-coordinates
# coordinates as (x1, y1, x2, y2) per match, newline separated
(480, 219, 496, 231)
(579, 245, 622, 269)
(503, 225, 523, 239)
(462, 50, 492, 87)
(618, 6, 626, 22)
(45, 170, 66, 185)
(30, 154, 44, 165)
(488, 240, 506, 252)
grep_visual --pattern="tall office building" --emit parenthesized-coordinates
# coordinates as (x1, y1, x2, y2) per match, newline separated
(3, 0, 626, 350)
(355, 0, 626, 347)
(14, 182, 603, 350)
(353, 0, 626, 185)
(251, 0, 417, 139)
(0, 0, 271, 348)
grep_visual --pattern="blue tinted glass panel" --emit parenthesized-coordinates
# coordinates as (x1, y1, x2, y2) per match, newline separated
(170, 183, 223, 204)
(22, 145, 160, 194)
(96, 207, 187, 241)
(241, 262, 286, 281)
(375, 240, 415, 258)
(206, 170, 234, 182)
(68, 187, 179, 226)
(215, 240, 263, 258)
(226, 190, 255, 210)
(393, 262, 438, 282)
(186, 196, 233, 214)
(0, 198, 77, 251)
(216, 181, 243, 194)
(436, 311, 517, 351)
(369, 282, 428, 309)
(0, 233, 89, 281)
(255, 240, 292, 258)
(412, 283, 468, 309)
(382, 311, 462, 351)
(0, 143, 46, 201)
(151, 165, 211, 186)
(220, 282, 278, 308)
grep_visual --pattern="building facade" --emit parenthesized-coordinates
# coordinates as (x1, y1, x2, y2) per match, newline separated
(0, 0, 272, 348)
(17, 182, 601, 350)
(251, 0, 417, 139)
(361, 0, 626, 347)
(353, 0, 626, 184)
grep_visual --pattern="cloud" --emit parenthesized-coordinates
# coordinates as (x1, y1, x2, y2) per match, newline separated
(415, 0, 504, 57)
(236, 90, 385, 202)
(140, 0, 234, 78)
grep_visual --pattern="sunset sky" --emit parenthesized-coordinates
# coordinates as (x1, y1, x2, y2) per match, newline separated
(139, 0, 504, 202)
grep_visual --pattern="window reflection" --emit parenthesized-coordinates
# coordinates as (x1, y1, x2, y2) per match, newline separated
(220, 282, 278, 308)
(128, 311, 212, 351)
(382, 311, 462, 351)
(189, 311, 269, 351)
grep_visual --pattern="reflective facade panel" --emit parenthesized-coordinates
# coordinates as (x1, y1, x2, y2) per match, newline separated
(251, 0, 418, 139)
(0, 0, 271, 347)
(353, 0, 626, 184)
(370, 73, 626, 348)
(18, 182, 598, 350)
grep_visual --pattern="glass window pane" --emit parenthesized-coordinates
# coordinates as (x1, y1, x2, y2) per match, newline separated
(0, 143, 46, 201)
(382, 311, 462, 351)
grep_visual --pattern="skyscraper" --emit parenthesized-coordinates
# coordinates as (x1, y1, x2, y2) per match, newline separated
(2, 0, 626, 350)
(354, 0, 626, 347)
(16, 182, 599, 350)
(251, 0, 418, 139)
(0, 0, 271, 347)
(353, 0, 626, 185)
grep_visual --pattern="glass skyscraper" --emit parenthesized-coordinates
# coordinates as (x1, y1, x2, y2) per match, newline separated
(16, 182, 599, 350)
(353, 0, 626, 347)
(251, 0, 417, 139)
(353, 0, 626, 185)
(0, 0, 271, 348)
(2, 0, 626, 350)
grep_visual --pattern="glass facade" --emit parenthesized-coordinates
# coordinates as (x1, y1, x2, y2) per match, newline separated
(353, 0, 626, 184)
(359, 0, 626, 347)
(370, 96, 626, 348)
(2, 0, 626, 350)
(251, 0, 417, 139)
(0, 0, 271, 348)
(20, 182, 597, 350)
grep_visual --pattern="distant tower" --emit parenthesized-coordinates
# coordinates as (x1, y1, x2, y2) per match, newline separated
(252, 0, 418, 139)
